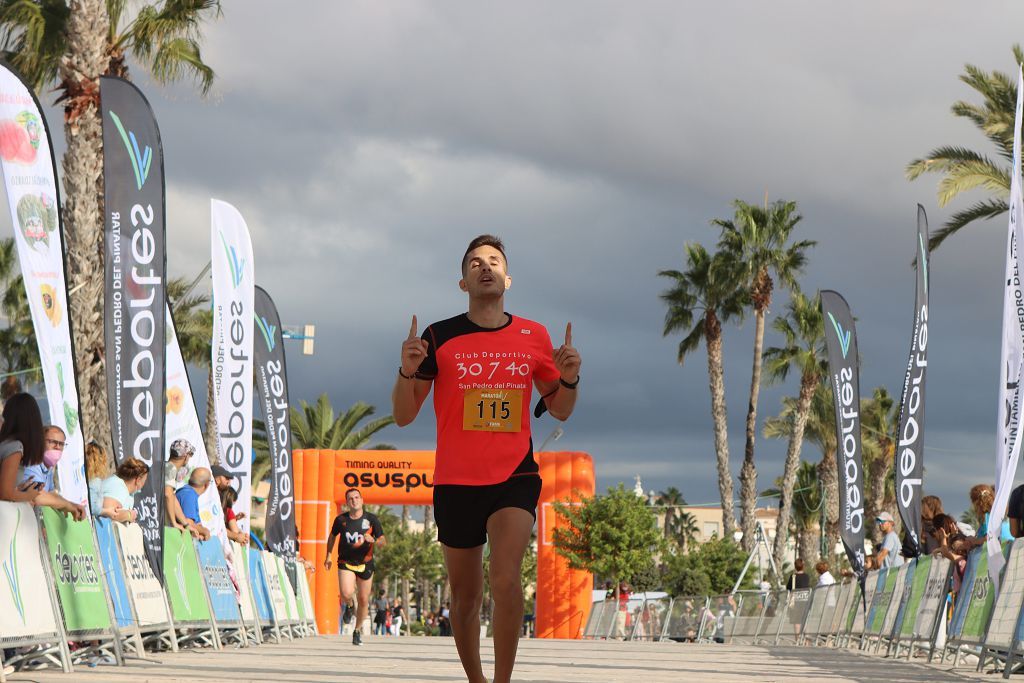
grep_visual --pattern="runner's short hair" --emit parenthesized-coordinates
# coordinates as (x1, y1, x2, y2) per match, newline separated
(345, 487, 361, 498)
(461, 234, 507, 275)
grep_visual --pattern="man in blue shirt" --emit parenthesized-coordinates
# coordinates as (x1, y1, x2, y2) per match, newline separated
(874, 512, 904, 568)
(175, 467, 212, 537)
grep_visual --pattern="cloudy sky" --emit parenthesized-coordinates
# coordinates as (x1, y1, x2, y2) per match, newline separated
(9, 1, 1022, 519)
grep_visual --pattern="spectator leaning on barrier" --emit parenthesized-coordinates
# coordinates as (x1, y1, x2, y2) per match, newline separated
(815, 560, 835, 586)
(98, 458, 149, 523)
(20, 424, 65, 493)
(874, 512, 904, 568)
(0, 393, 84, 519)
(1007, 483, 1024, 538)
(85, 441, 112, 513)
(968, 483, 1012, 548)
(175, 466, 212, 540)
(929, 513, 969, 593)
(165, 438, 204, 538)
(921, 495, 944, 554)
(220, 486, 248, 545)
(212, 464, 235, 493)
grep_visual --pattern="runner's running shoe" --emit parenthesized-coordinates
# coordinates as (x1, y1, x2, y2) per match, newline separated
(352, 630, 362, 646)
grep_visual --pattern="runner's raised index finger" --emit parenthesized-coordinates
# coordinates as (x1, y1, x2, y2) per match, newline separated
(409, 315, 418, 340)
(565, 322, 572, 347)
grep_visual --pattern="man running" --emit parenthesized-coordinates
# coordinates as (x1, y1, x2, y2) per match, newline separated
(392, 234, 580, 683)
(324, 488, 386, 645)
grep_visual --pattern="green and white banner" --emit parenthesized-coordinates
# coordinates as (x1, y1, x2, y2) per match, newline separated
(40, 507, 111, 633)
(163, 526, 210, 624)
(0, 502, 59, 638)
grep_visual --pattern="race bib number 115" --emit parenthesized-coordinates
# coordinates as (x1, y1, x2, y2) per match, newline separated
(463, 389, 523, 432)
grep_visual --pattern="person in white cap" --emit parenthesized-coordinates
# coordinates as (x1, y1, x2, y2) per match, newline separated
(874, 512, 904, 568)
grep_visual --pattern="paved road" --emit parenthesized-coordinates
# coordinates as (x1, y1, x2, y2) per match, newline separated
(10, 636, 987, 682)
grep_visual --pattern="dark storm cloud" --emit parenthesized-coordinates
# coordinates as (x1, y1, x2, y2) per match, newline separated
(6, 1, 1017, 519)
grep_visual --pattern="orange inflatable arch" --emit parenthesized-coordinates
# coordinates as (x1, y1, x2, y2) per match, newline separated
(293, 449, 595, 639)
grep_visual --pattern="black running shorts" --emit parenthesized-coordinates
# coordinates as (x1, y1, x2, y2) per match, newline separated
(339, 559, 374, 581)
(433, 474, 542, 549)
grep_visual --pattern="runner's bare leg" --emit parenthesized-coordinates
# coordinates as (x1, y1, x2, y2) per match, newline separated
(356, 576, 374, 634)
(443, 544, 487, 683)
(338, 569, 356, 628)
(486, 507, 534, 683)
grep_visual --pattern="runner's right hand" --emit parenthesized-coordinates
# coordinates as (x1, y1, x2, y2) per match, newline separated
(401, 315, 429, 377)
(324, 557, 333, 571)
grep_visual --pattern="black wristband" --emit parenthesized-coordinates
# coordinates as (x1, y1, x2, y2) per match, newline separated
(398, 367, 416, 380)
(559, 375, 580, 389)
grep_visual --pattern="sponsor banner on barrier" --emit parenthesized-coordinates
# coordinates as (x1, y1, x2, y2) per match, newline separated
(895, 206, 929, 557)
(211, 199, 255, 532)
(101, 76, 167, 582)
(249, 547, 273, 622)
(821, 290, 866, 577)
(955, 549, 993, 640)
(866, 568, 891, 634)
(985, 539, 1024, 648)
(116, 521, 168, 626)
(993, 66, 1024, 583)
(231, 540, 257, 623)
(898, 557, 929, 638)
(914, 555, 950, 640)
(196, 538, 241, 624)
(296, 565, 315, 623)
(163, 527, 210, 623)
(275, 554, 299, 621)
(40, 506, 111, 633)
(254, 286, 297, 558)
(0, 65, 87, 513)
(0, 502, 59, 637)
(165, 305, 227, 545)
(94, 518, 133, 628)
(264, 550, 290, 621)
(881, 563, 911, 636)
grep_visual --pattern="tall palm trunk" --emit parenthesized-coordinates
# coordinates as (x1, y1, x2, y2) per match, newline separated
(772, 372, 817, 569)
(817, 447, 839, 560)
(866, 447, 889, 544)
(704, 311, 735, 536)
(61, 0, 111, 454)
(739, 305, 767, 553)
(797, 524, 818, 575)
(205, 371, 218, 461)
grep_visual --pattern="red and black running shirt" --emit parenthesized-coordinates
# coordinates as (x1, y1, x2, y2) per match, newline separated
(415, 313, 560, 486)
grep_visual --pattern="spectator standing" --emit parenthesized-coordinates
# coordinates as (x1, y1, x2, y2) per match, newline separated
(874, 512, 904, 568)
(165, 439, 203, 537)
(787, 558, 811, 590)
(392, 597, 405, 635)
(97, 458, 149, 522)
(969, 484, 1012, 547)
(85, 441, 112, 514)
(374, 589, 389, 636)
(0, 394, 83, 519)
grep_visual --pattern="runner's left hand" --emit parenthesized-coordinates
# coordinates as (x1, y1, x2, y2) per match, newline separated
(553, 322, 580, 382)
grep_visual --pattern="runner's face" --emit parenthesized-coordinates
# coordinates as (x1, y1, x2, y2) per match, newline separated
(460, 246, 510, 299)
(346, 490, 363, 511)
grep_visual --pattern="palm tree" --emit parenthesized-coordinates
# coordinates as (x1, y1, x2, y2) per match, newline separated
(290, 394, 395, 450)
(675, 510, 699, 552)
(0, 0, 221, 452)
(765, 382, 837, 563)
(656, 486, 686, 542)
(660, 243, 746, 534)
(906, 45, 1022, 250)
(0, 238, 39, 382)
(762, 291, 826, 569)
(860, 387, 897, 540)
(716, 199, 815, 551)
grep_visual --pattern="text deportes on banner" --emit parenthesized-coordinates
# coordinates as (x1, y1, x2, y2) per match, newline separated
(211, 199, 255, 533)
(990, 65, 1024, 589)
(820, 290, 866, 579)
(39, 506, 112, 634)
(100, 76, 167, 581)
(254, 286, 296, 557)
(0, 65, 87, 512)
(894, 206, 930, 557)
(165, 304, 228, 546)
